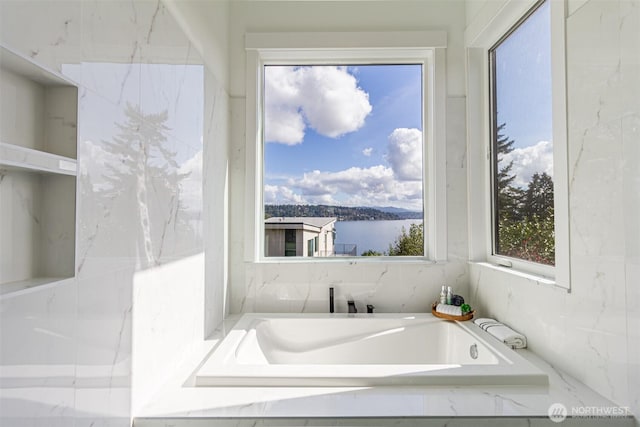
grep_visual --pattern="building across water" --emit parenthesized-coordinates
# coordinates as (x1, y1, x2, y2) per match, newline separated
(264, 217, 337, 257)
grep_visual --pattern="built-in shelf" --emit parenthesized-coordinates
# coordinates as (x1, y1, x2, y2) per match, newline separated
(0, 142, 77, 176)
(0, 45, 78, 291)
(0, 277, 70, 297)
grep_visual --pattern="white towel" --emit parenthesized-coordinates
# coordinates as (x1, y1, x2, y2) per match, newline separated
(436, 303, 462, 316)
(474, 318, 527, 349)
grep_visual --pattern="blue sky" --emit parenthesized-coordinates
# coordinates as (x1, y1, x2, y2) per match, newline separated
(264, 64, 424, 210)
(494, 0, 553, 187)
(264, 4, 553, 207)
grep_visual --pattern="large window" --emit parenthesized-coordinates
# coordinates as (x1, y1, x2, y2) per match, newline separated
(244, 32, 448, 262)
(489, 0, 555, 266)
(263, 64, 425, 258)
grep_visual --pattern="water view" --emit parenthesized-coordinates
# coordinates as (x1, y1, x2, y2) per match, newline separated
(334, 219, 423, 256)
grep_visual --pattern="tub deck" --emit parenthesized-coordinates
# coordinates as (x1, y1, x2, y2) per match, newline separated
(134, 314, 634, 427)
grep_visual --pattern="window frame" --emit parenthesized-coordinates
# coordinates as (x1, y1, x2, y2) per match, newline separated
(466, 0, 571, 289)
(244, 31, 448, 263)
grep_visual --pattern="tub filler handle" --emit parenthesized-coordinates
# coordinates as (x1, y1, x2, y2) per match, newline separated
(367, 304, 375, 313)
(347, 300, 357, 313)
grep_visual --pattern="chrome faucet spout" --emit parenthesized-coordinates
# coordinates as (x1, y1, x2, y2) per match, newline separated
(329, 287, 334, 313)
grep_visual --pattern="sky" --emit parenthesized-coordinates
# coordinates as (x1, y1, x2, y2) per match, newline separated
(264, 1, 553, 209)
(264, 64, 425, 211)
(494, 0, 553, 188)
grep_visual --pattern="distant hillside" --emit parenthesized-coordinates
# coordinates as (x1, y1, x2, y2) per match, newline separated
(265, 204, 403, 221)
(372, 206, 423, 219)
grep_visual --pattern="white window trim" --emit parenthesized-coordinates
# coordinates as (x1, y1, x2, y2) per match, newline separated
(465, 0, 571, 290)
(243, 31, 448, 263)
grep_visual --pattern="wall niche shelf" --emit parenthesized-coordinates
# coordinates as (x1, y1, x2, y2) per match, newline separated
(0, 142, 77, 176)
(0, 45, 78, 295)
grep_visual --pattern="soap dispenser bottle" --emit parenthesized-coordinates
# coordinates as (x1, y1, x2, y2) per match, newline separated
(446, 286, 453, 305)
(440, 285, 447, 304)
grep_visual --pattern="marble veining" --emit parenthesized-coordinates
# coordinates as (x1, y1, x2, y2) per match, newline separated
(2, 0, 638, 426)
(1, 1, 211, 426)
(471, 0, 639, 422)
(133, 315, 634, 426)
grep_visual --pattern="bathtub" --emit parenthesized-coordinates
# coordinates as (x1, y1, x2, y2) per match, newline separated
(196, 313, 548, 387)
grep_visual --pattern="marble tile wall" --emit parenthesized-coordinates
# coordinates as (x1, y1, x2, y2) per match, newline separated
(227, 1, 470, 316)
(468, 0, 639, 421)
(229, 97, 469, 315)
(0, 1, 218, 426)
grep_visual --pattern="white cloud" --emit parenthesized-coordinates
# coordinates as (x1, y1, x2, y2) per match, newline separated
(264, 66, 372, 145)
(79, 140, 127, 191)
(386, 128, 423, 181)
(295, 166, 395, 196)
(264, 106, 305, 145)
(263, 128, 427, 210)
(264, 184, 305, 205)
(266, 164, 423, 211)
(362, 147, 373, 157)
(501, 140, 553, 188)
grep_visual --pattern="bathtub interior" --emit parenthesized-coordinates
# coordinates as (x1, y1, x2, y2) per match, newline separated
(196, 314, 549, 387)
(240, 317, 500, 365)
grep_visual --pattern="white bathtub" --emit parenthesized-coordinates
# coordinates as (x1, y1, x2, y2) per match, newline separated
(196, 313, 548, 387)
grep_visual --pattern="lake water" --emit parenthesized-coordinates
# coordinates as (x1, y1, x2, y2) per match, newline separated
(334, 219, 423, 256)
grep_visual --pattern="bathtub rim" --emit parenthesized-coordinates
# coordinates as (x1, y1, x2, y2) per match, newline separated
(195, 313, 549, 387)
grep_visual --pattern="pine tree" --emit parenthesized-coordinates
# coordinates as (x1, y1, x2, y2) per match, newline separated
(522, 172, 554, 220)
(495, 123, 523, 222)
(99, 103, 189, 266)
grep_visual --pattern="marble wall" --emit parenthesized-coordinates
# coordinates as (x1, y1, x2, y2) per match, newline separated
(466, 0, 639, 421)
(227, 0, 471, 315)
(0, 0, 224, 425)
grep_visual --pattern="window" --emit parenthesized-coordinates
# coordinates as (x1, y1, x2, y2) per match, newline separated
(469, 0, 571, 287)
(285, 229, 296, 256)
(490, 0, 554, 267)
(263, 64, 424, 258)
(244, 32, 448, 262)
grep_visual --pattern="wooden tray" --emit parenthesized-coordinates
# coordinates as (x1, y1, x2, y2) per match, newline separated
(431, 302, 474, 321)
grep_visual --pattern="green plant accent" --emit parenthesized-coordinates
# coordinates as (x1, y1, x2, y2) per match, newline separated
(460, 303, 471, 314)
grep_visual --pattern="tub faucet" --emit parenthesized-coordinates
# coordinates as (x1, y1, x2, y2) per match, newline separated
(347, 300, 357, 313)
(367, 304, 375, 313)
(329, 287, 334, 313)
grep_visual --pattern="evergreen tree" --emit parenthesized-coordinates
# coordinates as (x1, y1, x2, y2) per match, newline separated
(522, 172, 554, 220)
(495, 123, 523, 221)
(361, 249, 383, 256)
(493, 123, 554, 265)
(99, 103, 189, 266)
(388, 223, 424, 256)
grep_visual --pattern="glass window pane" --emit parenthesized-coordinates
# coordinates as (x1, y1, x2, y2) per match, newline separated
(263, 64, 425, 257)
(491, 0, 555, 265)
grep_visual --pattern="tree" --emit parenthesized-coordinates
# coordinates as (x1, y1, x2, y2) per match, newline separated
(99, 103, 189, 266)
(497, 209, 555, 265)
(495, 123, 523, 222)
(522, 172, 554, 220)
(388, 223, 423, 256)
(361, 249, 383, 256)
(493, 124, 554, 265)
(497, 172, 555, 266)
